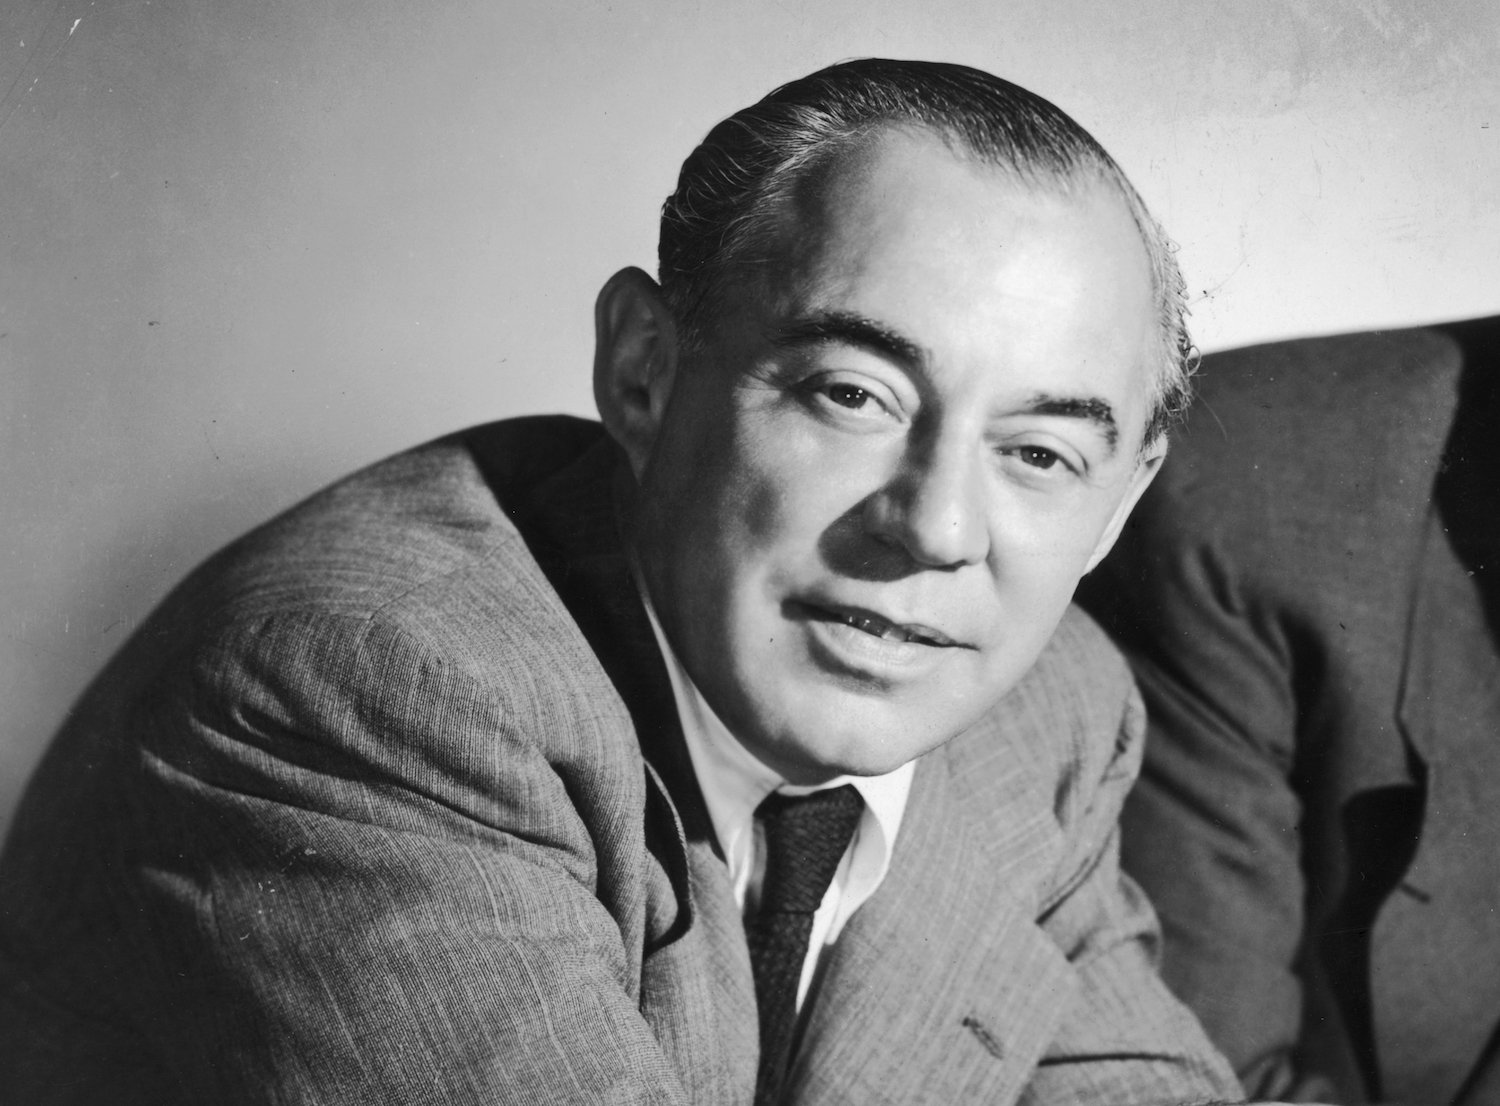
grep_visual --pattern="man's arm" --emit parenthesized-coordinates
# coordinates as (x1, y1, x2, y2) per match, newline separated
(1017, 672, 1245, 1106)
(9, 607, 688, 1105)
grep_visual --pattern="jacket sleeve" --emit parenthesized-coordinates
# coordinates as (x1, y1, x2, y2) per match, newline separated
(120, 608, 686, 1105)
(1019, 673, 1245, 1106)
(1083, 527, 1350, 1103)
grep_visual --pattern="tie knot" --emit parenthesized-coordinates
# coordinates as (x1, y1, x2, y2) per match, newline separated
(756, 784, 865, 914)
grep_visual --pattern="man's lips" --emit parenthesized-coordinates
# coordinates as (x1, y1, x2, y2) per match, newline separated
(794, 601, 968, 649)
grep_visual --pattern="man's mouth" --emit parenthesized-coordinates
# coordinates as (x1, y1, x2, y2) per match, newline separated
(801, 602, 963, 648)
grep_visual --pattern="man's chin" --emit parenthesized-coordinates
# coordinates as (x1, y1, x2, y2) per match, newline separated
(742, 734, 899, 786)
(724, 670, 969, 781)
(768, 723, 950, 784)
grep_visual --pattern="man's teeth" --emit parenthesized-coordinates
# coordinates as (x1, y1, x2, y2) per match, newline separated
(841, 612, 926, 644)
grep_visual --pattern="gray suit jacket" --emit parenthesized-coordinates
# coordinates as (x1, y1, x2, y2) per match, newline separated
(0, 416, 1236, 1104)
(1080, 318, 1500, 1105)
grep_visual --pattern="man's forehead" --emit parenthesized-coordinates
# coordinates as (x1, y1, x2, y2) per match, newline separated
(764, 126, 1132, 300)
(771, 125, 972, 271)
(695, 127, 1155, 369)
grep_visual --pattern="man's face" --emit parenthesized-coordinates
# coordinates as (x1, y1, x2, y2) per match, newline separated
(627, 127, 1163, 784)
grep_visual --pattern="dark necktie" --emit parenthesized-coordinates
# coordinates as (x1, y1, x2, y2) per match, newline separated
(746, 784, 865, 1106)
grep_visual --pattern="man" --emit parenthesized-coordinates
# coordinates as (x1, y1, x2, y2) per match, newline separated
(1079, 316, 1500, 1104)
(0, 59, 1239, 1104)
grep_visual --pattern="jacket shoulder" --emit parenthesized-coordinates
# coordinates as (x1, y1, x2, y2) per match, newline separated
(1113, 324, 1468, 589)
(1194, 323, 1463, 421)
(168, 416, 607, 674)
(1168, 325, 1463, 508)
(60, 416, 628, 788)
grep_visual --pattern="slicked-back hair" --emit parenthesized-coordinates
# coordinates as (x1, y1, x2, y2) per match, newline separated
(658, 57, 1195, 447)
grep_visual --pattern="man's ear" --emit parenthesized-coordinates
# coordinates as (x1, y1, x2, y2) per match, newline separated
(1083, 438, 1167, 574)
(593, 266, 679, 479)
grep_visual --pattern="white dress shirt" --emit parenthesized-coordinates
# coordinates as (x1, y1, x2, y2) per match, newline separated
(640, 597, 914, 1011)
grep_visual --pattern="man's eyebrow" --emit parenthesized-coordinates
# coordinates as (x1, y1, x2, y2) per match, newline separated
(770, 311, 927, 368)
(1025, 393, 1120, 453)
(769, 319, 1123, 453)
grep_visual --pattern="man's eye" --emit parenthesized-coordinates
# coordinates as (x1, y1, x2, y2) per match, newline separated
(1016, 446, 1060, 470)
(799, 374, 899, 424)
(826, 383, 871, 409)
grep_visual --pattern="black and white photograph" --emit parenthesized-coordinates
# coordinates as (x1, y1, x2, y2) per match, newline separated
(2, 1, 1497, 1102)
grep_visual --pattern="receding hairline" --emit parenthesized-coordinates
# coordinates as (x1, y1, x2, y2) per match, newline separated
(694, 123, 1166, 431)
(733, 119, 1148, 284)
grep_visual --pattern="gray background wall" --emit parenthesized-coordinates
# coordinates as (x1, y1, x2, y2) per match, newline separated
(4, 0, 1498, 835)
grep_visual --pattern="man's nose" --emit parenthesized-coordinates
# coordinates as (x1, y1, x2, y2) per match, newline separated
(861, 438, 990, 569)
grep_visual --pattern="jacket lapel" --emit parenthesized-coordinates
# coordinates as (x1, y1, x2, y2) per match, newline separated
(637, 763, 759, 1106)
(1375, 506, 1500, 1105)
(789, 729, 1073, 1106)
(469, 421, 757, 1104)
